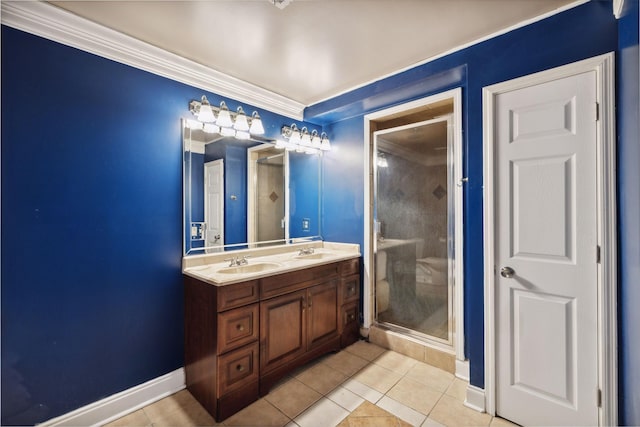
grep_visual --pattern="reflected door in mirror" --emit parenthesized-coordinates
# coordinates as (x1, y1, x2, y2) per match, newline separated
(205, 160, 224, 252)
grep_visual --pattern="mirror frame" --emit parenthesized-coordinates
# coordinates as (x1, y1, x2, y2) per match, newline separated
(182, 119, 323, 256)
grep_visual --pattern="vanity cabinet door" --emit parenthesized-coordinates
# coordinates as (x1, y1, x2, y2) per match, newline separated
(260, 289, 307, 373)
(307, 280, 339, 351)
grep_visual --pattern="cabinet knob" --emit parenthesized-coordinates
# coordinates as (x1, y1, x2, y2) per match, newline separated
(348, 313, 355, 322)
(236, 324, 245, 331)
(236, 364, 245, 372)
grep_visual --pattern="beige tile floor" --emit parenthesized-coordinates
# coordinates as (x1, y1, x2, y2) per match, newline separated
(104, 341, 518, 427)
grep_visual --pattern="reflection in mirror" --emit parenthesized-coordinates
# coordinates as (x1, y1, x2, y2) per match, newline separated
(183, 120, 322, 255)
(248, 145, 287, 245)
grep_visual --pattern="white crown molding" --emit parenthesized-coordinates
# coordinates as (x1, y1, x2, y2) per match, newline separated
(1, 1, 305, 120)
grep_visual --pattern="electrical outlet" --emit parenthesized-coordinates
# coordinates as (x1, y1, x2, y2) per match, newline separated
(302, 218, 310, 231)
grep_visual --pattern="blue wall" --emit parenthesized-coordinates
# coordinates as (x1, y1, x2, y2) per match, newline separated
(0, 25, 319, 425)
(311, 0, 631, 416)
(617, 0, 640, 424)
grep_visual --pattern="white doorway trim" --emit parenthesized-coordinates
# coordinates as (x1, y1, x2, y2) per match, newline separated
(482, 53, 617, 426)
(247, 144, 290, 245)
(363, 87, 465, 365)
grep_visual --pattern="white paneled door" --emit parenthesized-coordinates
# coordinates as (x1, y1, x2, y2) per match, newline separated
(494, 71, 599, 426)
(204, 159, 224, 251)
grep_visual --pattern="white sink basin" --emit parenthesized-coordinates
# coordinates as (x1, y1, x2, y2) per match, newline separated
(216, 262, 282, 275)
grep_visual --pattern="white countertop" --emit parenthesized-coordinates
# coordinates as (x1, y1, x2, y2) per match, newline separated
(182, 241, 360, 286)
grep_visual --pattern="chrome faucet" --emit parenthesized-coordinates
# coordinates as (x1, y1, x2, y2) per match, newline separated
(225, 255, 250, 267)
(298, 247, 315, 256)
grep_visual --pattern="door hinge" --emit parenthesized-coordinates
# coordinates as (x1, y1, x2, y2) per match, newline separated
(597, 389, 602, 407)
(597, 245, 601, 264)
(595, 102, 600, 121)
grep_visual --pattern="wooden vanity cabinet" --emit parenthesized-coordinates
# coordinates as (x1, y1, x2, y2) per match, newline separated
(183, 276, 260, 421)
(184, 257, 360, 422)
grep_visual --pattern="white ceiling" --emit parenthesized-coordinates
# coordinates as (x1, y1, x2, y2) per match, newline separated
(48, 0, 578, 107)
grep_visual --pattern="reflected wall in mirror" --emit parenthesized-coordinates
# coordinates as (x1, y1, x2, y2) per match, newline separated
(183, 120, 322, 255)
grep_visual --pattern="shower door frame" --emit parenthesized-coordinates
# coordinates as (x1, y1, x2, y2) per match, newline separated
(373, 115, 455, 346)
(363, 88, 465, 367)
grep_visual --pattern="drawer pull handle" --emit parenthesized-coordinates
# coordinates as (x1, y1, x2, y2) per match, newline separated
(236, 324, 245, 331)
(236, 364, 245, 372)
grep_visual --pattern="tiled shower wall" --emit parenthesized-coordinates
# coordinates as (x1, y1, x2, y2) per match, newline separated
(377, 153, 447, 259)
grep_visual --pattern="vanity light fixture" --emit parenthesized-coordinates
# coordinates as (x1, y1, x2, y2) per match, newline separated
(188, 96, 265, 138)
(280, 124, 329, 155)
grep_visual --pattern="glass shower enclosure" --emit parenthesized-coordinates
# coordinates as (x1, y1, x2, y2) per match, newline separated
(373, 116, 455, 346)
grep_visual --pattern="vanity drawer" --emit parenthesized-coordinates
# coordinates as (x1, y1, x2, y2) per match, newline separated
(340, 258, 360, 276)
(341, 302, 359, 328)
(261, 263, 339, 299)
(340, 301, 359, 347)
(218, 280, 259, 312)
(340, 274, 360, 304)
(217, 342, 259, 396)
(217, 304, 259, 354)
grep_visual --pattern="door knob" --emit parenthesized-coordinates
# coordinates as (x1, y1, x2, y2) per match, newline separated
(500, 266, 515, 278)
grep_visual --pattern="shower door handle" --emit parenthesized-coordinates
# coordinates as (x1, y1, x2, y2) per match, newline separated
(500, 266, 515, 278)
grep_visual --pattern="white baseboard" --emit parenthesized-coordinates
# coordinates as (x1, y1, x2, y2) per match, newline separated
(464, 384, 486, 413)
(39, 368, 185, 427)
(455, 359, 469, 381)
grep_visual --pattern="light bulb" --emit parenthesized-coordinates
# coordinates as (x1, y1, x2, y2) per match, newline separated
(235, 130, 250, 140)
(249, 112, 265, 134)
(220, 126, 236, 137)
(311, 130, 322, 148)
(203, 123, 220, 134)
(186, 119, 202, 130)
(197, 95, 216, 123)
(233, 107, 250, 131)
(377, 153, 388, 168)
(300, 127, 311, 147)
(320, 133, 331, 151)
(216, 101, 233, 128)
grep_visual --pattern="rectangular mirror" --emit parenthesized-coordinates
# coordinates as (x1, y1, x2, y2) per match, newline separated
(183, 120, 322, 255)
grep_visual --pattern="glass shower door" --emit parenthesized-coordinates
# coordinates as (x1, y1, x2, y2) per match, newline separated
(373, 116, 455, 346)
